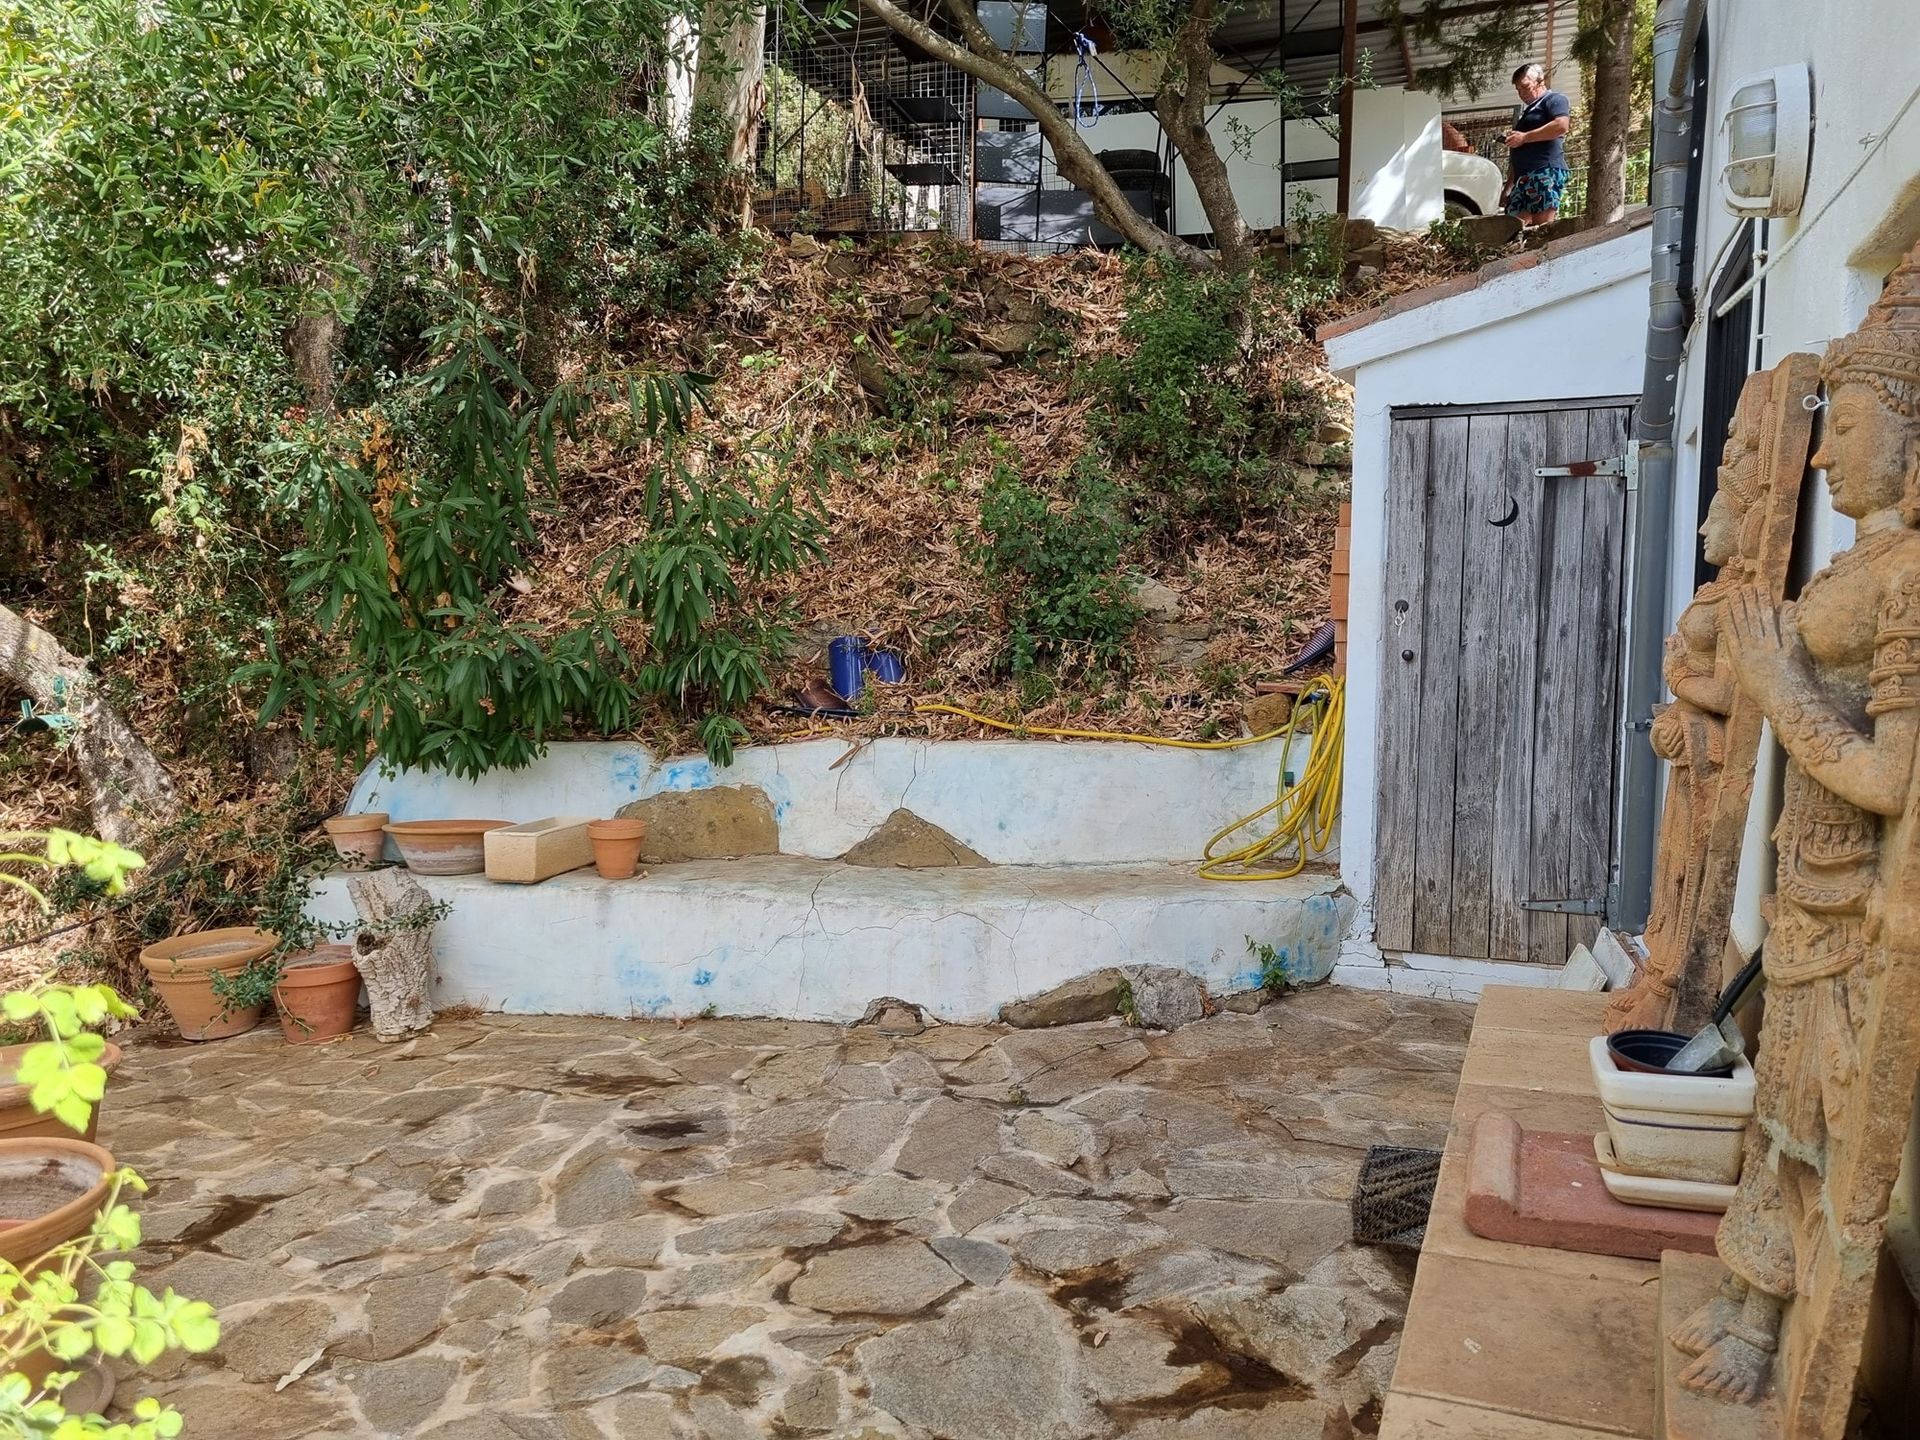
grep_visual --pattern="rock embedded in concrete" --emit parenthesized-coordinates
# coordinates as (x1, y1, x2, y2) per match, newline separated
(1008, 1224, 1164, 1276)
(780, 1369, 843, 1431)
(930, 1235, 1013, 1287)
(679, 1208, 847, 1255)
(894, 1097, 1002, 1181)
(1194, 1283, 1398, 1391)
(668, 1165, 835, 1217)
(219, 1299, 336, 1384)
(789, 1239, 960, 1315)
(541, 1346, 656, 1406)
(614, 784, 780, 862)
(836, 1175, 941, 1221)
(1000, 971, 1128, 1028)
(824, 1100, 913, 1172)
(548, 1268, 648, 1328)
(947, 1177, 1025, 1233)
(841, 810, 989, 869)
(345, 1269, 455, 1360)
(1161, 1198, 1351, 1270)
(342, 1355, 461, 1434)
(858, 1290, 1098, 1440)
(632, 1306, 766, 1368)
(550, 1148, 636, 1226)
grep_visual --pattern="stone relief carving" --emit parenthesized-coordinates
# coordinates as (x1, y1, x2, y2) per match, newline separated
(1607, 355, 1818, 1035)
(1672, 241, 1920, 1435)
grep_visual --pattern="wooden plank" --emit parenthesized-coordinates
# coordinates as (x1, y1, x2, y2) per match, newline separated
(1526, 407, 1593, 962)
(1488, 410, 1548, 962)
(1390, 395, 1642, 419)
(1566, 405, 1632, 954)
(1373, 416, 1432, 952)
(1410, 414, 1472, 955)
(1444, 412, 1512, 958)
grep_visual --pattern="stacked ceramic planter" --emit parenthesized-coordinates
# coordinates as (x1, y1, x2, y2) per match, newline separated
(1587, 1035, 1756, 1211)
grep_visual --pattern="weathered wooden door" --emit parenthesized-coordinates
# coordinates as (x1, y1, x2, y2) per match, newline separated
(1373, 398, 1633, 964)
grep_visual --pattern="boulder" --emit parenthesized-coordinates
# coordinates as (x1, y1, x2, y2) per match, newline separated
(787, 235, 823, 258)
(615, 785, 779, 862)
(841, 810, 988, 869)
(980, 321, 1042, 357)
(1244, 692, 1295, 737)
(1001, 970, 1127, 1028)
(1119, 965, 1207, 1030)
(1129, 576, 1184, 622)
(1457, 212, 1522, 247)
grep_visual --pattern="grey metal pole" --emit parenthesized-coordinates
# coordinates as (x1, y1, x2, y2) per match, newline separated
(1614, 0, 1706, 931)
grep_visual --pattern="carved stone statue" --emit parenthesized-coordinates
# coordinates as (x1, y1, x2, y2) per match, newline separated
(1608, 356, 1817, 1033)
(1673, 243, 1920, 1434)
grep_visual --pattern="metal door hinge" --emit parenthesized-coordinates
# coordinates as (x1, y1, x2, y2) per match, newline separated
(1535, 458, 1626, 479)
(1522, 897, 1606, 915)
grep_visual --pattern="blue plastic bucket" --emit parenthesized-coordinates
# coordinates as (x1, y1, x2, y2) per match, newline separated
(866, 647, 906, 683)
(828, 636, 867, 701)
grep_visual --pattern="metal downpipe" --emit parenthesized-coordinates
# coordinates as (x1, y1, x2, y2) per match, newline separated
(1615, 0, 1706, 931)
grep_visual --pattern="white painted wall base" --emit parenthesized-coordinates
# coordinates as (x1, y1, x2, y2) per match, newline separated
(308, 859, 1354, 1023)
(1331, 950, 1570, 1003)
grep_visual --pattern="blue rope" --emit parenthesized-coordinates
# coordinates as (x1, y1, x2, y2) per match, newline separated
(1072, 32, 1100, 129)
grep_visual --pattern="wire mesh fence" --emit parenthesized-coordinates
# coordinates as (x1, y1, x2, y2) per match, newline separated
(755, 13, 973, 237)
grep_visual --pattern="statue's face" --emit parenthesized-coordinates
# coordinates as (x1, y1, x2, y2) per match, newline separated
(1700, 488, 1740, 567)
(1813, 382, 1912, 520)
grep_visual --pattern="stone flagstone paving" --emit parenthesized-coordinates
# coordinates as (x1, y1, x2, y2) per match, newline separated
(98, 986, 1472, 1438)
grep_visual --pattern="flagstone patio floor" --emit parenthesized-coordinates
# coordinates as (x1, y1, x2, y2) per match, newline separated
(101, 985, 1473, 1438)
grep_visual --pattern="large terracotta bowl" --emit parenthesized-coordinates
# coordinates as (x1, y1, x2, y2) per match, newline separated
(0, 1043, 123, 1142)
(0, 1137, 116, 1391)
(382, 820, 510, 875)
(139, 927, 277, 1041)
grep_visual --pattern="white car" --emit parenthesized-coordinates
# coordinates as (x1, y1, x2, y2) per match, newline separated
(1442, 150, 1505, 218)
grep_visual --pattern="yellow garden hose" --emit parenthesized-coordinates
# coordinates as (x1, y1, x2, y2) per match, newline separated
(913, 673, 1345, 881)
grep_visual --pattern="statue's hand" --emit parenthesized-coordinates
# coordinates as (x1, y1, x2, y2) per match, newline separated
(1721, 585, 1804, 708)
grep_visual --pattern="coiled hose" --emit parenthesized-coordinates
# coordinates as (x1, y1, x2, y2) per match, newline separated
(913, 673, 1345, 881)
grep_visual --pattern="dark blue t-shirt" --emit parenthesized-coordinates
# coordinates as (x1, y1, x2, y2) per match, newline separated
(1511, 90, 1571, 173)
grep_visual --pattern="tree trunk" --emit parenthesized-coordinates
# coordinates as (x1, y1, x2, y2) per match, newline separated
(855, 0, 1219, 269)
(0, 603, 175, 847)
(1582, 0, 1636, 227)
(1154, 0, 1254, 268)
(345, 866, 438, 1041)
(693, 0, 768, 167)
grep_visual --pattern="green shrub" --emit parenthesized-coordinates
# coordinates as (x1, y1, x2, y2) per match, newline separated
(1082, 256, 1337, 542)
(978, 461, 1140, 675)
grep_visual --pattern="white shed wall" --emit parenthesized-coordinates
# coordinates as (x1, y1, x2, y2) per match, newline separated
(1324, 228, 1651, 970)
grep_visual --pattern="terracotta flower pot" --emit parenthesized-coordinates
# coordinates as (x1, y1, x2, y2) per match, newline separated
(587, 818, 647, 880)
(383, 819, 510, 876)
(138, 927, 277, 1041)
(0, 1043, 122, 1142)
(0, 1137, 116, 1392)
(323, 812, 389, 866)
(274, 945, 362, 1045)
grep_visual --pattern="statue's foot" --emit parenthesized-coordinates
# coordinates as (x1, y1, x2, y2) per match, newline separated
(1676, 1333, 1773, 1404)
(1669, 1294, 1739, 1356)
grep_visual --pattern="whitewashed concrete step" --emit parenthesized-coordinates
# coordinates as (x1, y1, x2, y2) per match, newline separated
(308, 859, 1352, 1023)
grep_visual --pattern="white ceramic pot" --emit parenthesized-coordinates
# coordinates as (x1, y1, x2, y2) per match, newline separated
(1588, 1035, 1756, 1186)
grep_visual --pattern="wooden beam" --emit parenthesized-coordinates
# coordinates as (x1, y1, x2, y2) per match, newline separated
(1337, 0, 1357, 213)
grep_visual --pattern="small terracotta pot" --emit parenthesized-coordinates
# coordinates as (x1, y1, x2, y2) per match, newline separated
(139, 927, 277, 1041)
(0, 1043, 123, 1142)
(383, 819, 510, 875)
(323, 812, 389, 866)
(274, 945, 362, 1045)
(0, 1137, 116, 1391)
(587, 818, 647, 880)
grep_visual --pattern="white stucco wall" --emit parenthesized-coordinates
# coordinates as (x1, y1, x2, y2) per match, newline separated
(1322, 227, 1652, 965)
(344, 734, 1324, 868)
(1668, 1, 1920, 954)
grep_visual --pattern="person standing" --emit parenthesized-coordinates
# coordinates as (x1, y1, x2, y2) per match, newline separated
(1501, 62, 1573, 226)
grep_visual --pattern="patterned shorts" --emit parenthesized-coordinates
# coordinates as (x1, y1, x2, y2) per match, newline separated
(1506, 167, 1569, 216)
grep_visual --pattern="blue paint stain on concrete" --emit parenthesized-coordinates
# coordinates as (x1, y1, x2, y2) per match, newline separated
(610, 750, 646, 797)
(1232, 969, 1265, 991)
(692, 969, 714, 987)
(760, 772, 794, 823)
(656, 760, 716, 793)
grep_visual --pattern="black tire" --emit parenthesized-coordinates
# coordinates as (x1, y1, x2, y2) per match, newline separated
(1443, 190, 1481, 220)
